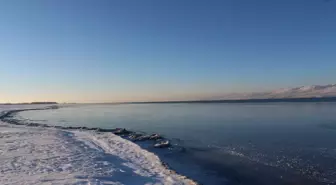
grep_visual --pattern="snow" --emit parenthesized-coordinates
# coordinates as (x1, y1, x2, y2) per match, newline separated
(0, 105, 196, 185)
(219, 84, 336, 99)
(271, 88, 292, 94)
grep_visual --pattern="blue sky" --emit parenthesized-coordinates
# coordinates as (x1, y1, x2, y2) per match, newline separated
(0, 0, 335, 102)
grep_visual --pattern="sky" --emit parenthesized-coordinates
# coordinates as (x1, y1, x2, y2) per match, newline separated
(0, 0, 335, 103)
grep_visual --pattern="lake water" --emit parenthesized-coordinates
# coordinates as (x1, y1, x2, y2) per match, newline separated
(16, 103, 336, 185)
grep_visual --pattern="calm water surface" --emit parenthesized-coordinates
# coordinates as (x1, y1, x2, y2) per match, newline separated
(17, 103, 336, 185)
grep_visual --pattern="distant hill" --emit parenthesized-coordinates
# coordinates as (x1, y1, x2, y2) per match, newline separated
(219, 84, 336, 100)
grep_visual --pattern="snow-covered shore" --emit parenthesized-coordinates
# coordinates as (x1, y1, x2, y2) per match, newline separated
(0, 106, 197, 185)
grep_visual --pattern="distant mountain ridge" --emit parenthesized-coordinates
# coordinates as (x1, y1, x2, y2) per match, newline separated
(221, 84, 336, 100)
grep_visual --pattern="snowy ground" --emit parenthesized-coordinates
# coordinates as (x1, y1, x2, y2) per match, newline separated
(0, 106, 196, 185)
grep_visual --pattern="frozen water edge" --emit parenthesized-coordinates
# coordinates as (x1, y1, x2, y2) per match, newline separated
(0, 121, 197, 185)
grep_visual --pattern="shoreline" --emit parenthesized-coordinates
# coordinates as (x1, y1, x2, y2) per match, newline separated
(0, 106, 199, 185)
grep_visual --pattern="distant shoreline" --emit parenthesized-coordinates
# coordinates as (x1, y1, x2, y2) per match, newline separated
(2, 97, 336, 105)
(97, 96, 336, 105)
(0, 102, 58, 105)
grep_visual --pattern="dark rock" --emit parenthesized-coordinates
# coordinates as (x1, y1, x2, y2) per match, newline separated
(154, 140, 170, 148)
(129, 133, 163, 141)
(113, 128, 130, 135)
(149, 134, 162, 140)
(129, 133, 143, 140)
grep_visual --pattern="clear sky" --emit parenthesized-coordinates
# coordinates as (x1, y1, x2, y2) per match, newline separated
(0, 0, 335, 103)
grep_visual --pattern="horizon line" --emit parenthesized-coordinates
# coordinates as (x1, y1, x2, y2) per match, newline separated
(2, 96, 336, 105)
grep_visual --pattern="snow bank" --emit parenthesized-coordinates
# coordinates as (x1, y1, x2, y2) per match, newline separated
(0, 124, 196, 185)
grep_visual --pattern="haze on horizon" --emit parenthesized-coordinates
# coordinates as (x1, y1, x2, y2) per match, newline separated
(0, 0, 335, 103)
